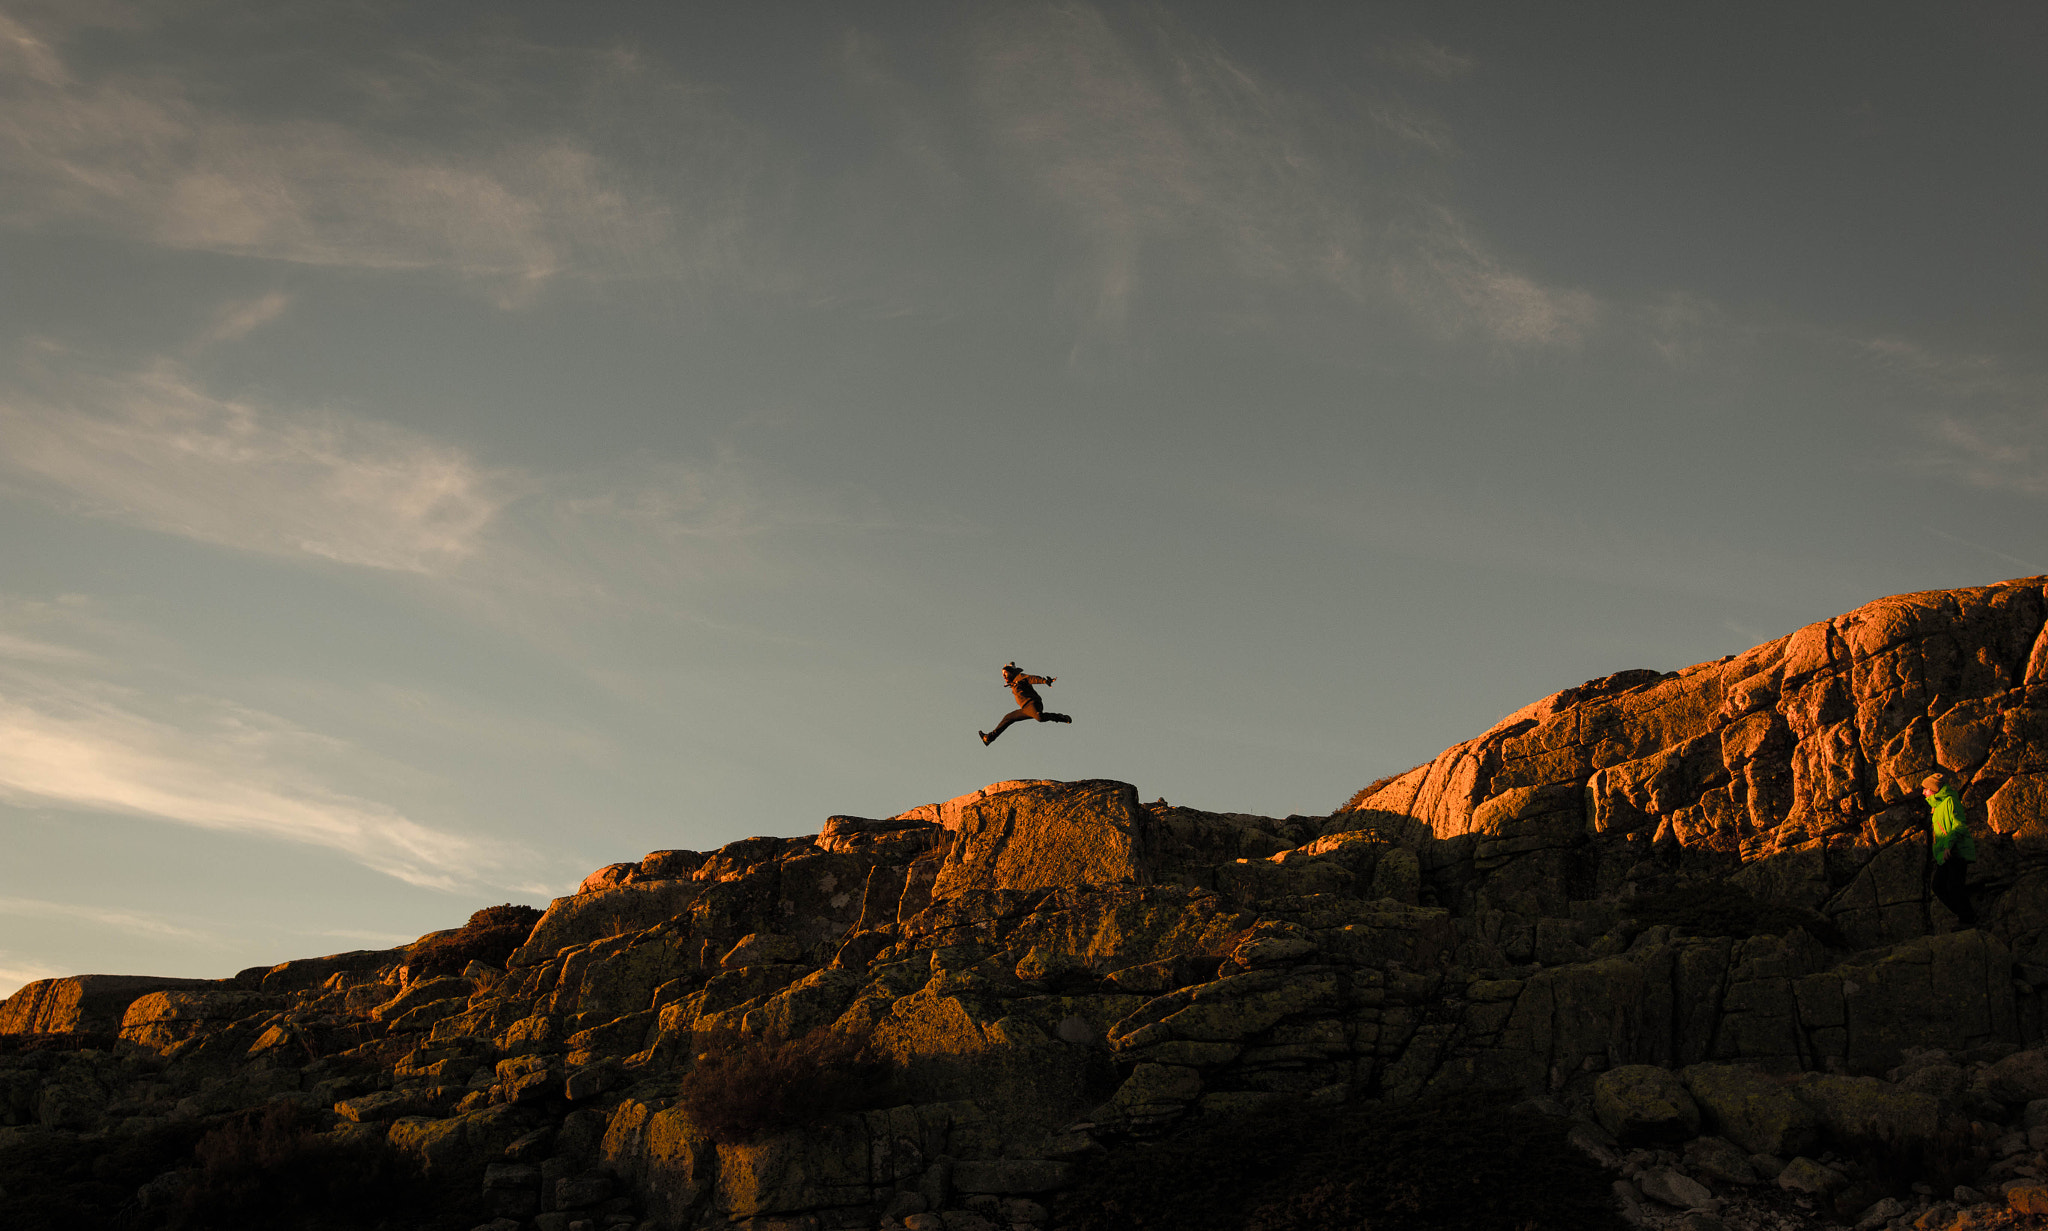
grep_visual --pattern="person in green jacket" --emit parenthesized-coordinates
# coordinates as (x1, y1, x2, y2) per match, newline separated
(1922, 772, 1979, 928)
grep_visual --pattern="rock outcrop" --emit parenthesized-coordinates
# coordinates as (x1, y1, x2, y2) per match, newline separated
(3, 577, 2047, 1231)
(0, 974, 223, 1037)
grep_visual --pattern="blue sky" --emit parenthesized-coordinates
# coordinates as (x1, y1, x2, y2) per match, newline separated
(1, 1, 2044, 994)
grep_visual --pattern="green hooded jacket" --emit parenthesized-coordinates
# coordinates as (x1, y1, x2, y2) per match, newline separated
(1930, 786, 1976, 865)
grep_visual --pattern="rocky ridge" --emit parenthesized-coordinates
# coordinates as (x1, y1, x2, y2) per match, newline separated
(2, 577, 2047, 1231)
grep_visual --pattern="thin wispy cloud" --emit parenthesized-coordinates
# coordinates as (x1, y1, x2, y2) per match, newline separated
(1925, 415, 2048, 498)
(1391, 207, 1600, 347)
(1926, 528, 2042, 573)
(0, 11, 771, 308)
(0, 629, 95, 666)
(0, 896, 220, 944)
(967, 4, 1592, 352)
(0, 9, 67, 83)
(0, 78, 628, 305)
(1857, 334, 2048, 499)
(1367, 100, 1459, 155)
(0, 669, 509, 891)
(197, 292, 292, 346)
(0, 357, 509, 572)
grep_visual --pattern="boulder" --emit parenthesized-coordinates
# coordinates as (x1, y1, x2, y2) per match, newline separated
(931, 780, 1155, 900)
(386, 1104, 527, 1179)
(1979, 1048, 2048, 1104)
(1775, 1156, 1846, 1195)
(510, 879, 706, 966)
(335, 1090, 422, 1123)
(0, 975, 218, 1036)
(1683, 1137, 1758, 1186)
(1637, 1167, 1713, 1209)
(1093, 1062, 1203, 1126)
(118, 989, 277, 1054)
(578, 863, 640, 894)
(713, 1119, 872, 1220)
(640, 849, 707, 880)
(1681, 1064, 1821, 1157)
(1594, 1065, 1702, 1144)
(720, 933, 804, 970)
(1368, 846, 1421, 904)
(260, 949, 405, 994)
(1793, 1073, 1957, 1147)
(369, 975, 473, 1023)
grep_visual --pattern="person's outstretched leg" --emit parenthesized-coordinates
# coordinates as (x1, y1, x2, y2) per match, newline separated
(982, 708, 1031, 745)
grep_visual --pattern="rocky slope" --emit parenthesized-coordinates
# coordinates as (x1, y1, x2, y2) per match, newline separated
(4, 577, 2048, 1231)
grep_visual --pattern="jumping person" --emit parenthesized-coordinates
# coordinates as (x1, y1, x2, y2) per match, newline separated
(979, 662, 1072, 746)
(1923, 771, 1979, 928)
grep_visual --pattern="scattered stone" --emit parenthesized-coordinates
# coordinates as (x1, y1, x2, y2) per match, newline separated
(1637, 1167, 1714, 1209)
(2011, 1183, 2048, 1216)
(481, 1163, 539, 1190)
(1776, 1156, 1847, 1196)
(334, 1089, 414, 1122)
(1853, 1196, 1905, 1230)
(1683, 1137, 1758, 1186)
(1569, 1121, 1625, 1168)
(1914, 1202, 1958, 1230)
(1613, 1178, 1652, 1227)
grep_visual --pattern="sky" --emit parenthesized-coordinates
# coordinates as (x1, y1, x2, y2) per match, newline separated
(1, 1, 2044, 997)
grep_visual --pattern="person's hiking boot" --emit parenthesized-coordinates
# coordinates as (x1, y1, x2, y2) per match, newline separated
(978, 731, 991, 745)
(1050, 713, 1073, 723)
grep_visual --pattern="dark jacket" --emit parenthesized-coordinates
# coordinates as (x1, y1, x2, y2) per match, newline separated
(1007, 673, 1050, 709)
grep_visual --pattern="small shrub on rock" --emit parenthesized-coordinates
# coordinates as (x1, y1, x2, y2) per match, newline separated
(676, 1030, 892, 1144)
(407, 903, 543, 977)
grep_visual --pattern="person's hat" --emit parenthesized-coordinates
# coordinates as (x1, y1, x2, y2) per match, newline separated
(1921, 772, 1947, 789)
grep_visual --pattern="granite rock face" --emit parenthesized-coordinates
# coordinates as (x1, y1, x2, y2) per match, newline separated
(0, 975, 221, 1037)
(4, 577, 2047, 1231)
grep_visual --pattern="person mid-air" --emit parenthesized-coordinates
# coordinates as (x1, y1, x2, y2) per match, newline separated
(979, 662, 1072, 746)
